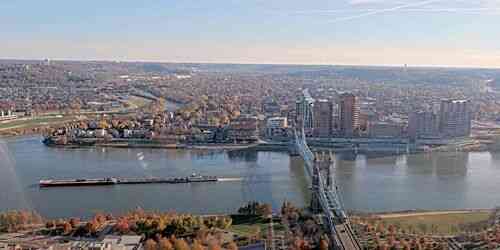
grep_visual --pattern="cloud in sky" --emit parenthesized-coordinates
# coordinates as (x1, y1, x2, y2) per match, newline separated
(327, 0, 439, 23)
(280, 0, 500, 18)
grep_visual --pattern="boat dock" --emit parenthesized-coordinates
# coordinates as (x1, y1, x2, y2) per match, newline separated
(39, 174, 218, 188)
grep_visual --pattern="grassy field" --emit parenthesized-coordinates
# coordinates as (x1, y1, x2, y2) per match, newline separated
(378, 210, 491, 235)
(126, 96, 151, 109)
(229, 215, 270, 237)
(0, 116, 79, 130)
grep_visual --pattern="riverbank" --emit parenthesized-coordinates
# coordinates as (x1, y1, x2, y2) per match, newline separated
(373, 209, 492, 219)
(354, 209, 494, 236)
(40, 137, 500, 155)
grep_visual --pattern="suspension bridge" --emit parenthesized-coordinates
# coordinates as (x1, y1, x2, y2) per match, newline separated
(294, 93, 362, 250)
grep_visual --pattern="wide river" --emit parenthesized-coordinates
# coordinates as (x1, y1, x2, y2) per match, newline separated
(1, 136, 500, 219)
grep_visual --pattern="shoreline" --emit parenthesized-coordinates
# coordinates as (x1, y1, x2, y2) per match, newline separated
(4, 134, 497, 153)
(356, 208, 493, 218)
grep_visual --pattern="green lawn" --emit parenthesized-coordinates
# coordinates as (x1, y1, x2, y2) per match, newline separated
(126, 96, 152, 109)
(379, 211, 491, 235)
(0, 116, 78, 130)
(229, 215, 270, 237)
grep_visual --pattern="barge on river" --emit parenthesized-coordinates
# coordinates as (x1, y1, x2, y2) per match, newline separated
(39, 173, 218, 188)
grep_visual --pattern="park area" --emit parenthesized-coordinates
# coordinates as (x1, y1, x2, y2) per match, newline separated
(379, 210, 491, 235)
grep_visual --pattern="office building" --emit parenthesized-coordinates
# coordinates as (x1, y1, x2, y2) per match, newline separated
(339, 93, 360, 137)
(368, 122, 403, 138)
(313, 99, 333, 137)
(408, 111, 440, 140)
(295, 90, 314, 129)
(266, 117, 288, 137)
(439, 99, 471, 138)
(227, 115, 259, 142)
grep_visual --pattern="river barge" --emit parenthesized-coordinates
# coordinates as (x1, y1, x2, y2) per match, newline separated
(39, 173, 218, 188)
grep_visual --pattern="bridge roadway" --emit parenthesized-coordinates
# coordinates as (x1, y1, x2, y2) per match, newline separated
(295, 126, 361, 250)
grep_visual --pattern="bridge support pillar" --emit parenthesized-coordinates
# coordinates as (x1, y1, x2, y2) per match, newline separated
(288, 141, 299, 156)
(310, 155, 321, 213)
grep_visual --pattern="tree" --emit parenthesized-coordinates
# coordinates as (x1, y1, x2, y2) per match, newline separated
(85, 220, 99, 235)
(93, 212, 106, 224)
(174, 238, 190, 250)
(208, 240, 222, 250)
(69, 218, 80, 228)
(260, 204, 273, 218)
(62, 222, 72, 235)
(45, 220, 55, 229)
(226, 242, 238, 250)
(158, 237, 174, 250)
(144, 239, 158, 250)
(191, 240, 204, 250)
(115, 218, 130, 234)
(319, 239, 329, 250)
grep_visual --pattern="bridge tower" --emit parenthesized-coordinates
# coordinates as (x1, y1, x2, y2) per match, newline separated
(311, 153, 321, 213)
(326, 151, 334, 189)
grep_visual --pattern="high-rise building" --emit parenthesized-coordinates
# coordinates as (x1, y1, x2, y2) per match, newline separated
(368, 122, 403, 138)
(339, 93, 360, 137)
(295, 90, 314, 129)
(261, 97, 280, 114)
(266, 117, 288, 137)
(439, 99, 471, 138)
(408, 111, 440, 140)
(313, 99, 333, 137)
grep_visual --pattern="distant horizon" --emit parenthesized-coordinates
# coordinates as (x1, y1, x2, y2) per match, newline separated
(2, 57, 500, 71)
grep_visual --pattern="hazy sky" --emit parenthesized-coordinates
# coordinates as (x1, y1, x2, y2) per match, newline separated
(2, 0, 500, 67)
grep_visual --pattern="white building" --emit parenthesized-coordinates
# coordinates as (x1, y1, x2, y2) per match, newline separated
(0, 110, 17, 121)
(266, 117, 288, 137)
(49, 235, 142, 250)
(439, 99, 472, 138)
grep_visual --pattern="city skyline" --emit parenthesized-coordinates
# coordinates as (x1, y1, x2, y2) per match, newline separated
(2, 0, 500, 68)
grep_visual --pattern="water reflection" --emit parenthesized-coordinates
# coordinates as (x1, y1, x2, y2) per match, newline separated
(490, 151, 500, 166)
(337, 151, 357, 161)
(406, 153, 435, 175)
(434, 152, 468, 177)
(288, 156, 310, 202)
(165, 149, 189, 160)
(227, 149, 258, 162)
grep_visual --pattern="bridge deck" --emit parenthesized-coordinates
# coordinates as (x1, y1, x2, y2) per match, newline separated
(335, 223, 361, 250)
(294, 93, 362, 249)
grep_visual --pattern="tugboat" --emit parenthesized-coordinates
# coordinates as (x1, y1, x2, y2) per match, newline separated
(42, 135, 68, 147)
(187, 173, 218, 182)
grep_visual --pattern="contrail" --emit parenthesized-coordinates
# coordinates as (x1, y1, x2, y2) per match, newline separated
(327, 0, 440, 23)
(285, 7, 500, 14)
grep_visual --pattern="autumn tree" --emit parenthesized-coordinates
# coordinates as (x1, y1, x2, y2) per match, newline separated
(226, 242, 238, 250)
(45, 220, 55, 229)
(191, 240, 204, 250)
(173, 238, 190, 250)
(85, 220, 99, 235)
(144, 239, 158, 250)
(115, 218, 130, 234)
(62, 222, 73, 235)
(319, 239, 329, 250)
(158, 237, 174, 250)
(69, 218, 80, 228)
(208, 240, 222, 250)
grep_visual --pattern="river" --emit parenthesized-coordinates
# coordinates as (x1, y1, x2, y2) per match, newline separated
(1, 136, 500, 218)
